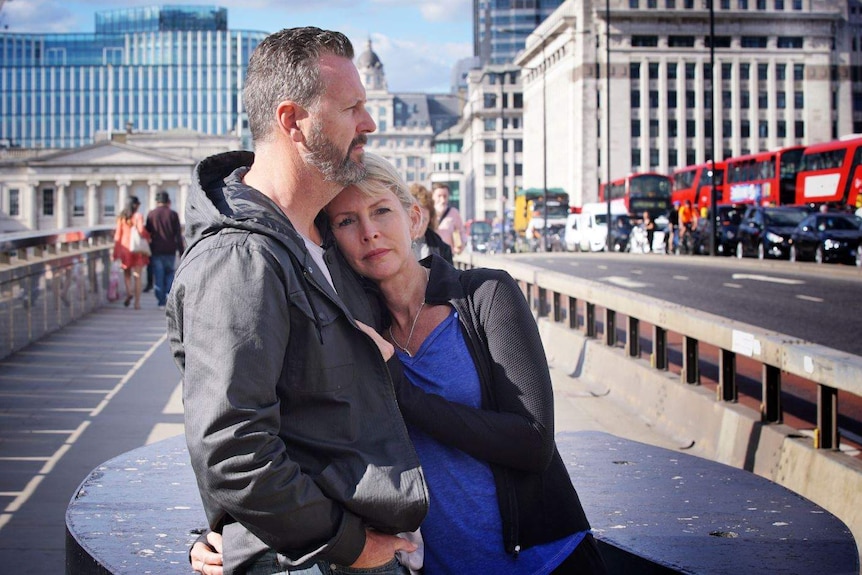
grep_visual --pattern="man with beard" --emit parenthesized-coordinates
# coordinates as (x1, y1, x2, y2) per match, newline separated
(166, 28, 427, 575)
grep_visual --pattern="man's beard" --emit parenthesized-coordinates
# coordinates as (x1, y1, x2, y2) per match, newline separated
(305, 121, 367, 186)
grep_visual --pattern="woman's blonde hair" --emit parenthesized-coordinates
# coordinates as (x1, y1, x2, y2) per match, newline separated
(350, 152, 418, 213)
(409, 183, 437, 230)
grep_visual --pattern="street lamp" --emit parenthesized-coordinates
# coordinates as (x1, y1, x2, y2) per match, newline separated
(604, 0, 612, 252)
(708, 0, 718, 257)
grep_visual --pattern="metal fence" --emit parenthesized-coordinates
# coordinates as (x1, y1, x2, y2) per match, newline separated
(0, 226, 115, 360)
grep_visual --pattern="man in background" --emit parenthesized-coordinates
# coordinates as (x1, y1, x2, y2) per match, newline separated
(145, 191, 183, 309)
(431, 183, 466, 255)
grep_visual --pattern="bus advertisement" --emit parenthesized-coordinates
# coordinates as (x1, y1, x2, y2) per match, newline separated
(600, 172, 673, 219)
(725, 146, 805, 206)
(795, 135, 862, 210)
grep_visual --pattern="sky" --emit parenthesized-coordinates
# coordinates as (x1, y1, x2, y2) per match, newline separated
(1, 0, 474, 93)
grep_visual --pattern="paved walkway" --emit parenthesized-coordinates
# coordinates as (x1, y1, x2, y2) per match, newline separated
(0, 292, 681, 573)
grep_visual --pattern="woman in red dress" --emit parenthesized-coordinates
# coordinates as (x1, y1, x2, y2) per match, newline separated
(112, 195, 150, 309)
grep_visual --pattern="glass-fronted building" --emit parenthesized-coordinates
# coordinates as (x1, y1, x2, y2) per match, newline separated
(0, 5, 267, 149)
(473, 0, 566, 66)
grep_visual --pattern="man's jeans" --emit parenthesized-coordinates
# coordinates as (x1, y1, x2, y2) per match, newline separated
(150, 253, 176, 306)
(244, 552, 410, 575)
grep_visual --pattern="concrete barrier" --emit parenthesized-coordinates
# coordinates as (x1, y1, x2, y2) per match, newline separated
(539, 317, 862, 567)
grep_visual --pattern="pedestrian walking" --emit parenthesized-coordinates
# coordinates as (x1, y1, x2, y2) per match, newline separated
(145, 191, 183, 309)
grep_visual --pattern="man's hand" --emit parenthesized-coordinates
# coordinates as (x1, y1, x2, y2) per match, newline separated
(190, 531, 223, 575)
(356, 321, 394, 361)
(350, 530, 417, 568)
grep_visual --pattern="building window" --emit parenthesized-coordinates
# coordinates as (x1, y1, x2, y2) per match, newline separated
(484, 93, 497, 109)
(741, 90, 750, 109)
(738, 0, 748, 8)
(42, 188, 55, 216)
(794, 64, 804, 80)
(685, 0, 694, 7)
(484, 164, 496, 176)
(514, 163, 523, 176)
(740, 63, 750, 79)
(794, 91, 804, 108)
(667, 62, 678, 79)
(649, 90, 659, 108)
(666, 0, 675, 6)
(669, 35, 695, 47)
(484, 118, 496, 131)
(705, 36, 731, 48)
(669, 149, 678, 167)
(649, 119, 659, 137)
(723, 120, 733, 138)
(73, 189, 85, 217)
(484, 140, 496, 153)
(685, 63, 696, 79)
(649, 148, 659, 167)
(686, 90, 696, 107)
(721, 0, 730, 8)
(631, 119, 641, 137)
(759, 120, 768, 138)
(757, 0, 766, 8)
(668, 118, 678, 137)
(758, 63, 769, 80)
(668, 90, 678, 108)
(686, 149, 696, 165)
(632, 36, 659, 47)
(794, 120, 804, 138)
(631, 90, 641, 108)
(513, 93, 523, 108)
(777, 91, 786, 108)
(775, 0, 784, 8)
(758, 92, 768, 107)
(8, 189, 19, 217)
(630, 0, 638, 7)
(777, 120, 787, 138)
(632, 148, 641, 167)
(792, 0, 801, 10)
(777, 37, 803, 48)
(630, 62, 641, 79)
(514, 139, 523, 152)
(484, 187, 497, 199)
(741, 36, 768, 49)
(686, 119, 696, 136)
(777, 63, 786, 80)
(649, 62, 659, 79)
(722, 63, 732, 80)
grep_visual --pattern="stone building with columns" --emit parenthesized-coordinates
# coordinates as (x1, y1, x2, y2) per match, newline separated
(0, 130, 240, 233)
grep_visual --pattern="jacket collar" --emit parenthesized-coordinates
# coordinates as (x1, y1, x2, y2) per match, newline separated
(422, 254, 464, 304)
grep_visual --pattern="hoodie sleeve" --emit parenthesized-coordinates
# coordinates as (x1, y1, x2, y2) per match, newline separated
(168, 239, 365, 566)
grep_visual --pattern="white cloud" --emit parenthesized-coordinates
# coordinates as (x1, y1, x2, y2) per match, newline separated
(364, 32, 471, 93)
(4, 0, 82, 33)
(368, 0, 470, 23)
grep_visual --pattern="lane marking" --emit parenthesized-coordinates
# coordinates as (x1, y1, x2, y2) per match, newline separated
(673, 275, 689, 281)
(724, 283, 743, 288)
(601, 276, 651, 289)
(731, 273, 804, 285)
(795, 294, 824, 303)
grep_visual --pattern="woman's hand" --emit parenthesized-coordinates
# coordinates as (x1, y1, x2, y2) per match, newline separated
(190, 531, 223, 575)
(356, 321, 394, 361)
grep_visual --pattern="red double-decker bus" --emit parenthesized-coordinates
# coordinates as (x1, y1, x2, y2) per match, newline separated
(795, 135, 862, 209)
(724, 146, 805, 206)
(671, 161, 726, 209)
(599, 172, 673, 219)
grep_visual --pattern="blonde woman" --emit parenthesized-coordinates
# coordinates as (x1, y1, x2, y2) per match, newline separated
(112, 195, 150, 309)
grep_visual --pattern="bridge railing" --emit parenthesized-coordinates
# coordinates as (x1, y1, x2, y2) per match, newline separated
(456, 252, 862, 451)
(0, 226, 115, 360)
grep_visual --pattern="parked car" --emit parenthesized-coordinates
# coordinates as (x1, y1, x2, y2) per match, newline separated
(789, 212, 862, 264)
(735, 205, 810, 259)
(692, 204, 745, 256)
(564, 202, 628, 252)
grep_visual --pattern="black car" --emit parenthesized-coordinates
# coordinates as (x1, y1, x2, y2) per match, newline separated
(789, 212, 862, 264)
(735, 205, 809, 259)
(692, 204, 745, 256)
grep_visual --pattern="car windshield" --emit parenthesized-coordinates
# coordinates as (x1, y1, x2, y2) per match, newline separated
(818, 215, 862, 231)
(764, 209, 806, 227)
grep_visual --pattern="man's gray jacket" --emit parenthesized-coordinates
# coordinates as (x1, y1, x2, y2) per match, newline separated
(166, 151, 428, 574)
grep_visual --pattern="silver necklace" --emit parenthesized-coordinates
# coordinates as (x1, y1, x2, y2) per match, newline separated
(389, 301, 426, 357)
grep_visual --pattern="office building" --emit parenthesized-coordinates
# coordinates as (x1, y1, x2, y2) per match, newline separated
(515, 0, 862, 209)
(0, 5, 267, 150)
(474, 0, 566, 66)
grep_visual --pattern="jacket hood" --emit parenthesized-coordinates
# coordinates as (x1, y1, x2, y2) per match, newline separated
(184, 150, 315, 256)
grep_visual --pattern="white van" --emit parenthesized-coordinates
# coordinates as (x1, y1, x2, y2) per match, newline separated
(565, 201, 628, 252)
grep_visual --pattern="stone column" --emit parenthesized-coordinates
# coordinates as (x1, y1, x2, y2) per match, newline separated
(26, 182, 38, 230)
(147, 179, 162, 213)
(178, 179, 191, 224)
(55, 180, 70, 230)
(117, 178, 131, 215)
(86, 180, 101, 228)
